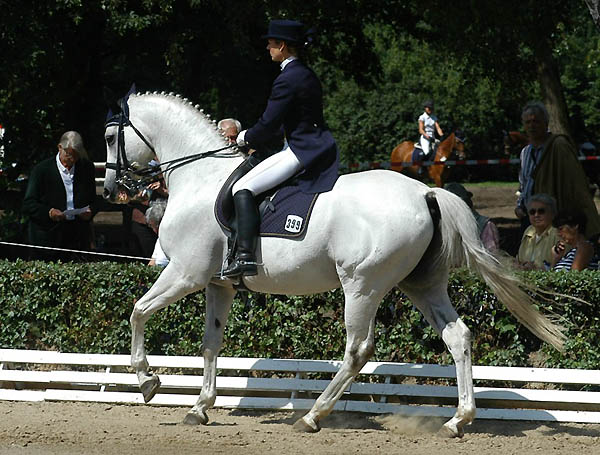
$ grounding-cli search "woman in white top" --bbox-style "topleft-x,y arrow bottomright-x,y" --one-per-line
418,100 -> 444,157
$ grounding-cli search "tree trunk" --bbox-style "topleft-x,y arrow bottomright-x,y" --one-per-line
535,40 -> 572,137
585,0 -> 600,30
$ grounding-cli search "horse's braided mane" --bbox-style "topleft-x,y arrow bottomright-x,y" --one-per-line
130,91 -> 228,143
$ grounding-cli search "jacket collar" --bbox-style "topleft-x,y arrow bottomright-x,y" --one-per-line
280,56 -> 298,71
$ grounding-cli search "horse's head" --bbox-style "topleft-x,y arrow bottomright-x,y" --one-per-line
437,130 -> 466,162
103,92 -> 158,204
452,130 -> 466,160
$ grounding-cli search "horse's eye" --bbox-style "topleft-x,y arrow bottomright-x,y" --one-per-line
106,135 -> 116,146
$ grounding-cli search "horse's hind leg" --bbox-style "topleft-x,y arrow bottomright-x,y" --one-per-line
131,263 -> 202,403
294,281 -> 385,433
184,283 -> 236,425
401,281 -> 475,438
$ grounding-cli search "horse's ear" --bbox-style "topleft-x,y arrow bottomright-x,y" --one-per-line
126,83 -> 137,97
103,86 -> 121,117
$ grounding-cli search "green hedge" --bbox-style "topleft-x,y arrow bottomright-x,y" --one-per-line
1,260 -> 599,370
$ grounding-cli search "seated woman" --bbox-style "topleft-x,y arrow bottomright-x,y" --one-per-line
516,193 -> 560,270
551,208 -> 598,271
444,182 -> 499,251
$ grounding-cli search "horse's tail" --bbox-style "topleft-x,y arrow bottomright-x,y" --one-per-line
426,188 -> 566,351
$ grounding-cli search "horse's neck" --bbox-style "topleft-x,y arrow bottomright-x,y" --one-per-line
437,133 -> 455,158
131,95 -> 242,195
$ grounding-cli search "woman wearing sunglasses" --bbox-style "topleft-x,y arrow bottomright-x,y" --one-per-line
516,193 -> 561,270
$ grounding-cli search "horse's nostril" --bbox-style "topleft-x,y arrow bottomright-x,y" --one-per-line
103,188 -> 111,200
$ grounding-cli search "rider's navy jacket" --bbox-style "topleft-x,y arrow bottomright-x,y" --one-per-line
245,59 -> 339,194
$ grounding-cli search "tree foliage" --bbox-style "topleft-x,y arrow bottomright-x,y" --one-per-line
0,1 -> 598,175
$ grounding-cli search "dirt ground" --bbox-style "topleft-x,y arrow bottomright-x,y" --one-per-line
2,401 -> 600,455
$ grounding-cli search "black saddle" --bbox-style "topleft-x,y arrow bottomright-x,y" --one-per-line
214,156 -> 318,240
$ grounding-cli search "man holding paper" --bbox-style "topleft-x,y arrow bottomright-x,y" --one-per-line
23,131 -> 97,260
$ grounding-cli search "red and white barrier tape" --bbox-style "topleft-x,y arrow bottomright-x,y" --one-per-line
340,155 -> 600,171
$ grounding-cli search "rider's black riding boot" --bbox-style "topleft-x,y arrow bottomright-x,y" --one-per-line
221,189 -> 259,277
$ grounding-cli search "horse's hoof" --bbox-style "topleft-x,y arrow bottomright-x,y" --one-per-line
140,375 -> 161,403
293,416 -> 320,433
438,422 -> 464,438
183,411 -> 209,426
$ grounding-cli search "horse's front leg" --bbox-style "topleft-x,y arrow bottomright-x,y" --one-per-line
184,283 -> 236,425
131,263 -> 202,403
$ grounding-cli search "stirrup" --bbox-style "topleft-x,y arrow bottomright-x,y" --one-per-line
220,257 -> 258,278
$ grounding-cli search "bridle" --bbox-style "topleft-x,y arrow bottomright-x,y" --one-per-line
104,98 -> 237,197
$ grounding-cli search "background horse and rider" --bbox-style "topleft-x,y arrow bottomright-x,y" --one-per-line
390,131 -> 466,187
102,91 -> 566,439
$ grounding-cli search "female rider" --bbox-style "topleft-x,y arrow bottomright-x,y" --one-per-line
419,100 -> 444,157
222,19 -> 339,278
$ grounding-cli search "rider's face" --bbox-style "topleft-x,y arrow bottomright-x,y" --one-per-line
267,39 -> 285,62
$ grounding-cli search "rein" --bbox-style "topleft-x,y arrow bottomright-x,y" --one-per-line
105,102 -> 237,196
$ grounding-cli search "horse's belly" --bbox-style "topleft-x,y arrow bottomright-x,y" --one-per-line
250,241 -> 341,295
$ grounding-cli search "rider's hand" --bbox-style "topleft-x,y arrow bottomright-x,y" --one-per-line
236,130 -> 247,147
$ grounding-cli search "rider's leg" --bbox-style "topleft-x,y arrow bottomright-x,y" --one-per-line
221,189 -> 260,277
233,145 -> 303,195
221,146 -> 303,277
420,135 -> 431,157
419,136 -> 430,175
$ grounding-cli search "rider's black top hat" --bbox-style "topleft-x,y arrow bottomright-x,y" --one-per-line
262,19 -> 305,45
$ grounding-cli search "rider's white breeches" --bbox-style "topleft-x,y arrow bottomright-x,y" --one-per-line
420,135 -> 432,156
233,145 -> 303,196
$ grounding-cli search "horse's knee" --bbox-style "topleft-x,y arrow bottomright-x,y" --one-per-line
442,319 -> 471,359
130,301 -> 151,326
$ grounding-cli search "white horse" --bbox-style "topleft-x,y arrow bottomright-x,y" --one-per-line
103,92 -> 565,438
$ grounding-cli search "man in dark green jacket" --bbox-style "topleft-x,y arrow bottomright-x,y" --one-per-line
22,131 -> 98,260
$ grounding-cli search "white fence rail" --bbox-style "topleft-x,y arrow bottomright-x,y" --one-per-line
2,349 -> 600,423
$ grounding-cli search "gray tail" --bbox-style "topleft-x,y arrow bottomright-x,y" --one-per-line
426,188 -> 566,351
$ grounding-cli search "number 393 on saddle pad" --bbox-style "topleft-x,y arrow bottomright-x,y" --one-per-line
214,157 -> 319,239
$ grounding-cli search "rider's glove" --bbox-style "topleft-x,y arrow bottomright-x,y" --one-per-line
236,130 -> 247,147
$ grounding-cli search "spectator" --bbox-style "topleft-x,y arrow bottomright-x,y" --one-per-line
22,131 -> 97,261
419,100 -> 444,158
444,182 -> 500,251
551,208 -> 598,271
145,198 -> 169,267
217,118 -> 242,145
515,102 -> 600,239
129,179 -> 168,260
516,193 -> 561,270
